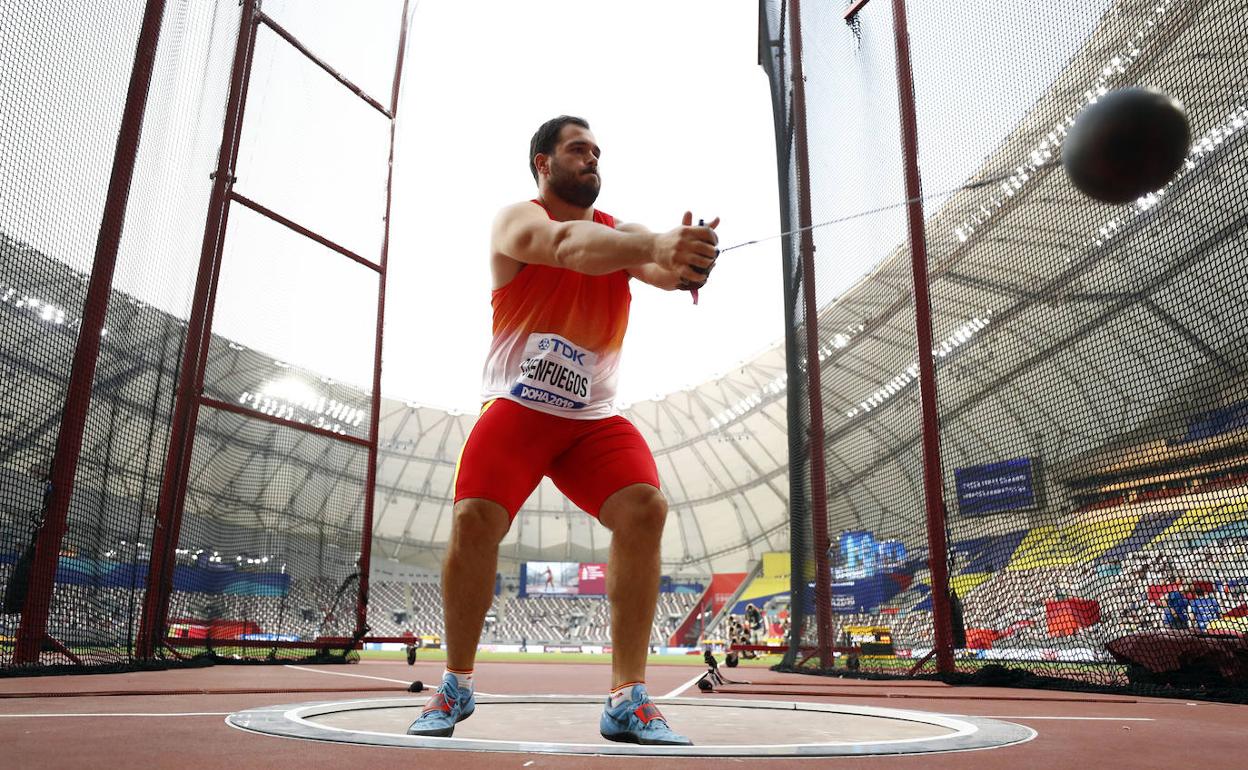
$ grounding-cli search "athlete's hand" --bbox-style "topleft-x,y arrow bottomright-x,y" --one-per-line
654,212 -> 719,286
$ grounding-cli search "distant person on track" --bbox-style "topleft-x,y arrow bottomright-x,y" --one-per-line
402,628 -> 418,666
407,116 -> 719,746
745,603 -> 763,643
1163,583 -> 1190,630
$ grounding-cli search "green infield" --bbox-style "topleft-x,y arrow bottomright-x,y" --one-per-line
358,648 -> 782,667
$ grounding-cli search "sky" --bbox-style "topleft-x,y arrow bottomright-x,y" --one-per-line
384,1 -> 785,411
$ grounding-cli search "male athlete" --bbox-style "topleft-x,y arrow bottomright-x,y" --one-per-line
407,116 -> 719,745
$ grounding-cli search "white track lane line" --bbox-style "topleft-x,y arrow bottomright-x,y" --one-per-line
981,716 -> 1155,721
659,671 -> 707,699
283,664 -> 414,686
0,712 -> 232,718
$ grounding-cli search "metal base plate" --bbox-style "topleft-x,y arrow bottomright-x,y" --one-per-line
227,695 -> 1036,757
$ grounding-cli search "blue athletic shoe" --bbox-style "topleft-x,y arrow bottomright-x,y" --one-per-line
406,673 -> 475,737
600,684 -> 692,746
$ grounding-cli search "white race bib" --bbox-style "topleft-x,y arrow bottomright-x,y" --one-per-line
510,332 -> 596,411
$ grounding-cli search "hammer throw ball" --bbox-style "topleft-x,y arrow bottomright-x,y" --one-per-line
1061,87 -> 1190,204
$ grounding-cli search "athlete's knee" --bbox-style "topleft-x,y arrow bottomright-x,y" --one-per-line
601,484 -> 667,534
450,499 -> 511,545
635,486 -> 668,530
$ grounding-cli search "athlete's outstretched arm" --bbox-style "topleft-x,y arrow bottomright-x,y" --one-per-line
491,202 -> 716,282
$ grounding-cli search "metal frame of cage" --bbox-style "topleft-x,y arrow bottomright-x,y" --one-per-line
11,0 -> 411,665
768,0 -> 956,674
770,0 -> 1248,686
12,0 -> 173,666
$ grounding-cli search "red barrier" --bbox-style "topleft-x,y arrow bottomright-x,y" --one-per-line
965,628 -> 1000,649
1046,598 -> 1101,637
667,573 -> 745,646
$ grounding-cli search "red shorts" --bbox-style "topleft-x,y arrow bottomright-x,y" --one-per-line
453,398 -> 660,519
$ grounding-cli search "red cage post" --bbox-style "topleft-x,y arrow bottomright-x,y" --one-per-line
138,0 -> 404,658
136,0 -> 261,660
787,0 -> 836,670
357,0 -> 411,641
890,0 -> 955,674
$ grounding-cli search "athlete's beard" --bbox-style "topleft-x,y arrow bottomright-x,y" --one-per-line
547,157 -> 600,208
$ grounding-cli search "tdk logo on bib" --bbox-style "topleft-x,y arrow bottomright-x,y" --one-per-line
513,333 -> 596,411
550,338 -> 586,365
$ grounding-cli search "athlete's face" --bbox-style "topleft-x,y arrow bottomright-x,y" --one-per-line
544,125 -> 601,208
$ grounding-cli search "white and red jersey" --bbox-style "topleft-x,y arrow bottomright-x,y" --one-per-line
480,201 -> 631,419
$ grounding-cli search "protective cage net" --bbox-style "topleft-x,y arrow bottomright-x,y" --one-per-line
0,0 -> 403,672
0,1 -> 237,669
765,0 -> 1248,696
165,409 -> 370,657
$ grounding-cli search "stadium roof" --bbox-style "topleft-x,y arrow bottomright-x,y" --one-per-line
0,238 -> 788,575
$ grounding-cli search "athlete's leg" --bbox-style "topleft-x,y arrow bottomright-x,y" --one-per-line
551,421 -> 687,745
443,497 -> 511,673
411,401 -> 566,738
598,483 -> 667,689
442,401 -> 555,674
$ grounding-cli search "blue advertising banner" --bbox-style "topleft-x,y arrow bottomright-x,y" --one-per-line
670,582 -> 705,594
833,532 -> 908,580
955,457 -> 1037,516
0,554 -> 292,596
802,570 -> 915,614
836,531 -> 878,579
828,572 -> 913,614
1175,400 -> 1248,444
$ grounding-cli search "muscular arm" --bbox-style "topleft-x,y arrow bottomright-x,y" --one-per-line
492,202 -> 656,276
491,203 -> 717,288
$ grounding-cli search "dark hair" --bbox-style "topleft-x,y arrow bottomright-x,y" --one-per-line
529,115 -> 590,184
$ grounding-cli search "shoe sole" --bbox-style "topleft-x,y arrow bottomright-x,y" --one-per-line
407,725 -> 454,738
601,730 -> 692,746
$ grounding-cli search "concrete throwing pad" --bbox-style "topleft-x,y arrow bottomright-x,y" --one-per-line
227,696 -> 1036,757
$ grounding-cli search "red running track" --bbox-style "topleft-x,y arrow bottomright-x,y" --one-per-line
1,660 -> 1245,769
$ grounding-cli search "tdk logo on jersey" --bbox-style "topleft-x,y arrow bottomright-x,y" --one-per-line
540,337 -> 586,365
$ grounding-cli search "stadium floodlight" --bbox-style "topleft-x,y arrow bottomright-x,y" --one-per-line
708,372 -> 789,430
844,315 -> 993,420
261,377 -> 321,409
